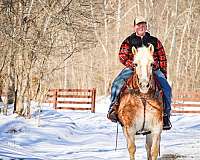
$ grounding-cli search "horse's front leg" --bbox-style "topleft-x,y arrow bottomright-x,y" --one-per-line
150,132 -> 161,160
123,126 -> 136,160
146,134 -> 152,160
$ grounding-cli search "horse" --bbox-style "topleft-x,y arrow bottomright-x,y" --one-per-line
117,44 -> 163,160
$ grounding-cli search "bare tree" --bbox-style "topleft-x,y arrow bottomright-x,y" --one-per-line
0,0 -> 200,117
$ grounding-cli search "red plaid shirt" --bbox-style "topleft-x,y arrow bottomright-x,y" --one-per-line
119,36 -> 167,77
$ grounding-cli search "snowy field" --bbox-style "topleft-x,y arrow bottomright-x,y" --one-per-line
0,96 -> 199,160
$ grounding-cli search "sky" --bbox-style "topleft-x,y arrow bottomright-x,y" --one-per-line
0,96 -> 199,160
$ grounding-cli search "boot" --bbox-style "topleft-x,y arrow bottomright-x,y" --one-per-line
107,102 -> 119,123
163,114 -> 172,130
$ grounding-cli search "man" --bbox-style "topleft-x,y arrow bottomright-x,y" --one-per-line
107,16 -> 172,130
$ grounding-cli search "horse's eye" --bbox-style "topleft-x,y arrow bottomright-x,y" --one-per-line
150,63 -> 154,67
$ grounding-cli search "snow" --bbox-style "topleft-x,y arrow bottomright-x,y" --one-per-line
0,97 -> 200,160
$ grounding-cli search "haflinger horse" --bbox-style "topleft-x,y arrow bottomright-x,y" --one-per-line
117,44 -> 163,160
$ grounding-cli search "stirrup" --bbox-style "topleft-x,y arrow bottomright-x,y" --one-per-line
136,130 -> 151,135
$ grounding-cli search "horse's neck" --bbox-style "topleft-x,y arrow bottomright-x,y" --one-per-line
127,73 -> 158,98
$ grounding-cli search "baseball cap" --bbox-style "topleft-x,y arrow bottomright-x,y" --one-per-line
134,16 -> 147,25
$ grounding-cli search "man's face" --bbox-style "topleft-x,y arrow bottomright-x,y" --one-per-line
134,22 -> 147,37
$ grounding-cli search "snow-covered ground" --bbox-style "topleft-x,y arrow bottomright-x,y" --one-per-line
0,96 -> 199,160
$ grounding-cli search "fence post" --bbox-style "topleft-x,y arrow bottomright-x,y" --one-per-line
53,89 -> 58,109
91,88 -> 96,113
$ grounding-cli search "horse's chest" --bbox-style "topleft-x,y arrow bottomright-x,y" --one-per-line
118,97 -> 162,129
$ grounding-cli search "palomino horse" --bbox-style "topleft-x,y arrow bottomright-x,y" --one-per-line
117,44 -> 163,160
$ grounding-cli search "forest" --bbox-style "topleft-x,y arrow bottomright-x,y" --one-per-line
0,0 -> 200,116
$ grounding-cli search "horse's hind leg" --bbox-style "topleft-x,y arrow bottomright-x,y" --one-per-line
146,133 -> 161,160
123,127 -> 136,160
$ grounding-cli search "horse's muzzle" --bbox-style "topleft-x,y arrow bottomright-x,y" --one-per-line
139,80 -> 150,93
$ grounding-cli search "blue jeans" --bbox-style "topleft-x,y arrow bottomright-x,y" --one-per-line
109,68 -> 172,115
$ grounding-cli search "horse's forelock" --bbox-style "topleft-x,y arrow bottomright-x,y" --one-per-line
135,46 -> 153,62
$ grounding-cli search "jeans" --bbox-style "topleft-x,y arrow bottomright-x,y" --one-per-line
154,69 -> 172,115
109,68 -> 172,115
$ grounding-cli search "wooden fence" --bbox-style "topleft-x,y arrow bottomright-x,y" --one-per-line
45,89 -> 200,114
46,88 -> 96,113
172,91 -> 200,113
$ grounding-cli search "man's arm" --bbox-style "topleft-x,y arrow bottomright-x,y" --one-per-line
156,39 -> 167,78
118,39 -> 135,70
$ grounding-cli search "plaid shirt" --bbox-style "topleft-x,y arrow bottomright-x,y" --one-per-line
119,33 -> 167,77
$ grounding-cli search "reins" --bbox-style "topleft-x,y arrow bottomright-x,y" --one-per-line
115,122 -> 119,151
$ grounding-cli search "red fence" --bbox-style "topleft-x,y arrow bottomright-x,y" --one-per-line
172,91 -> 200,113
46,88 -> 96,113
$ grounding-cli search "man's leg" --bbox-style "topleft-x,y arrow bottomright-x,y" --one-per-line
107,68 -> 133,122
154,69 -> 172,130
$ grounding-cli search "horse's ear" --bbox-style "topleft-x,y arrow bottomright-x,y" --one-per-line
132,46 -> 137,55
149,43 -> 154,54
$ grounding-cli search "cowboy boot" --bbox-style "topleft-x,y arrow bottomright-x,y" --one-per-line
107,102 -> 119,123
163,113 -> 172,130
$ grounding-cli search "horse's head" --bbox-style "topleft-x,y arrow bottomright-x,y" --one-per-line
132,44 -> 154,93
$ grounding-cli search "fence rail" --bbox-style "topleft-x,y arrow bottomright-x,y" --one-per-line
172,91 -> 200,114
46,88 -> 96,113
45,89 -> 200,114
